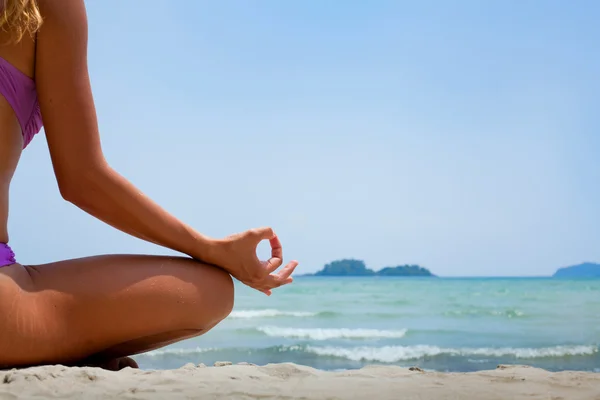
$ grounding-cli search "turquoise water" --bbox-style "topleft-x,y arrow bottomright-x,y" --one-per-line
134,277 -> 600,372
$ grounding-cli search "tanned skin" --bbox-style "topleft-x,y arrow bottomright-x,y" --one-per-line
0,0 -> 298,370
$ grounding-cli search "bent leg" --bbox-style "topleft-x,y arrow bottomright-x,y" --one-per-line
0,255 -> 234,368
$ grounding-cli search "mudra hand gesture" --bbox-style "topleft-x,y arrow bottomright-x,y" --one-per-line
210,227 -> 298,295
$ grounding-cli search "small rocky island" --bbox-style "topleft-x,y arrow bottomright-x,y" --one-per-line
552,262 -> 600,278
309,259 -> 435,277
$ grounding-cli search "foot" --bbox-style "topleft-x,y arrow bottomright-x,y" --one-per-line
77,356 -> 139,371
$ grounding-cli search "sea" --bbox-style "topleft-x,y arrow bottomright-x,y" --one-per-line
134,277 -> 600,372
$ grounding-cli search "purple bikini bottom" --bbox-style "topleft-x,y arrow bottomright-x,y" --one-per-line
0,243 -> 16,267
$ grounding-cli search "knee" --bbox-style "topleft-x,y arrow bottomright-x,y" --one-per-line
209,267 -> 235,321
191,265 -> 234,327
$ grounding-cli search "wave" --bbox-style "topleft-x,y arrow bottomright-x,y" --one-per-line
443,308 -> 526,318
305,344 -> 599,362
230,307 -> 530,321
229,309 -> 402,320
229,309 -> 321,319
255,326 -> 408,340
136,344 -> 599,364
142,347 -> 217,357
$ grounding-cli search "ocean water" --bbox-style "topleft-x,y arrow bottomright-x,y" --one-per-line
134,277 -> 600,372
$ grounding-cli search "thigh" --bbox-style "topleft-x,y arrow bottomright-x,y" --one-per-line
0,254 -> 234,367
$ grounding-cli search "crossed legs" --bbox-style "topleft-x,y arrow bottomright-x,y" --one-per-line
0,254 -> 234,369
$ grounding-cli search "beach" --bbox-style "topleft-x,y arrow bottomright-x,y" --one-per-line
3,277 -> 598,399
2,363 -> 599,399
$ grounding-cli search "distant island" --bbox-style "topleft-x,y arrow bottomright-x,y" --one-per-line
307,259 -> 435,277
553,262 -> 600,278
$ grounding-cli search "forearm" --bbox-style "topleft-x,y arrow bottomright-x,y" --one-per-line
62,164 -> 217,262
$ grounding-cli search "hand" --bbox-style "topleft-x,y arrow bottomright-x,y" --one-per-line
210,227 -> 299,295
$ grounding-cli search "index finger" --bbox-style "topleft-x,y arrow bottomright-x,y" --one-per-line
265,235 -> 283,274
264,236 -> 283,273
270,235 -> 283,259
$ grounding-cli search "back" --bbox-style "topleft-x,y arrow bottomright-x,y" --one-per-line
0,31 -> 37,243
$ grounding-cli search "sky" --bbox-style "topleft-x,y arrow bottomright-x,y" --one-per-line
8,0 -> 600,276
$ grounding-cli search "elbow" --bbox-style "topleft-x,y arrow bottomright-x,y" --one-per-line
58,181 -> 80,204
57,164 -> 107,206
58,178 -> 89,206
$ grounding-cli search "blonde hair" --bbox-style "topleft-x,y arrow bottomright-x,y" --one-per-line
0,0 -> 42,43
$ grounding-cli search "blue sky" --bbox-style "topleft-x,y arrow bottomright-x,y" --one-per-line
9,0 -> 600,276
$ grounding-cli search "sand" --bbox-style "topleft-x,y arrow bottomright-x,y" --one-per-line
1,363 -> 598,400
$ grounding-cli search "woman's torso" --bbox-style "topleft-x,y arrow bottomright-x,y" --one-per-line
0,31 -> 37,243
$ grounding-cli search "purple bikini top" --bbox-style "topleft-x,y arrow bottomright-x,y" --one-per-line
0,56 -> 43,148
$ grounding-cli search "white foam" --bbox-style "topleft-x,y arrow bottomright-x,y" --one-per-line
306,345 -> 598,362
256,326 -> 408,340
141,347 -> 217,357
229,309 -> 317,319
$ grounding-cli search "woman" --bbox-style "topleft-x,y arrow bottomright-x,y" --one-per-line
0,0 -> 298,370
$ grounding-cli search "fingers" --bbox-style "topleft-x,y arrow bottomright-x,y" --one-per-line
266,257 -> 283,273
276,260 -> 298,280
248,260 -> 299,295
265,261 -> 298,288
269,235 -> 283,259
249,226 -> 275,241
264,232 -> 284,274
243,226 -> 298,295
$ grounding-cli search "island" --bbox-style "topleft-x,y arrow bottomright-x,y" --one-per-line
377,265 -> 434,276
308,259 -> 436,277
552,262 -> 600,278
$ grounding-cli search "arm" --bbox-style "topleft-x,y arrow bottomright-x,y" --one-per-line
35,0 -> 215,261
